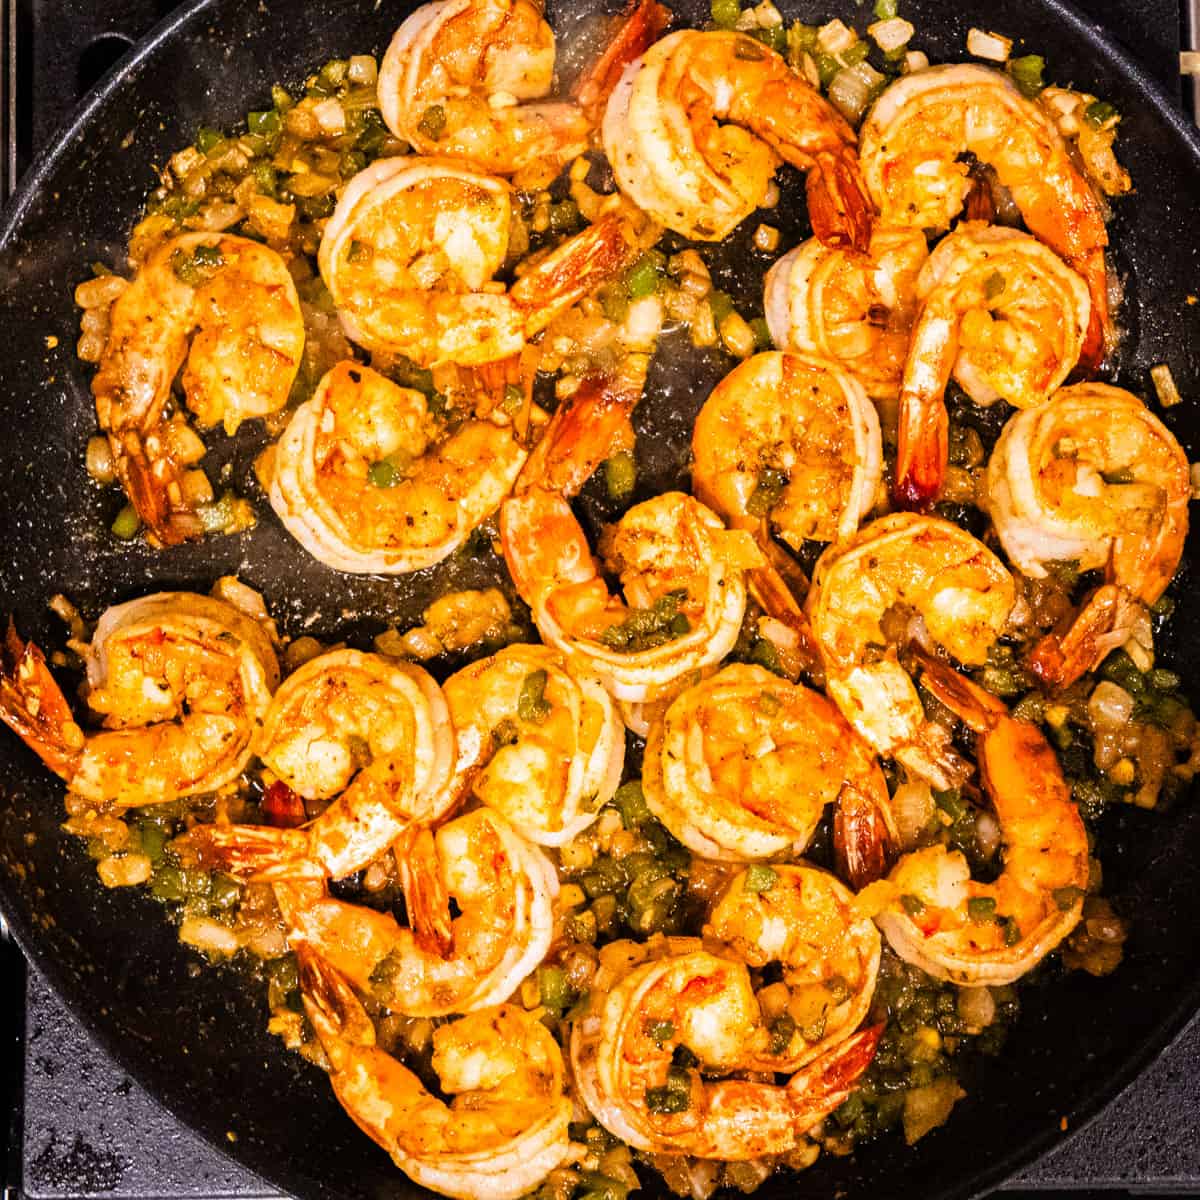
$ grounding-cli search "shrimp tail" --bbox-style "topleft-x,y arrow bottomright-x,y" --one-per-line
893,385 -> 948,510
573,0 -> 671,124
396,828 -> 455,957
111,430 -> 206,546
170,823 -> 326,881
0,621 -> 82,780
744,549 -> 824,684
805,148 -> 873,254
833,778 -> 895,889
1028,584 -> 1137,691
786,1022 -> 883,1129
515,214 -> 639,337
295,940 -> 377,1056
1069,249 -> 1111,374
915,654 -> 1007,731
515,374 -> 639,497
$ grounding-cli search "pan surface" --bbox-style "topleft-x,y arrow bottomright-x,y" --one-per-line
1,0 -> 1199,1198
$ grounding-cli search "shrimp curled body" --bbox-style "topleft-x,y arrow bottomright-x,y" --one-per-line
603,30 -> 872,246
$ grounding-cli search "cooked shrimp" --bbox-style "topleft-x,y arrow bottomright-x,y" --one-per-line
0,592 -> 278,808
173,650 -> 455,881
642,664 -> 896,883
706,864 -> 881,1072
92,233 -> 304,544
859,64 -> 1111,373
893,224 -> 1092,508
273,807 -> 556,1017
319,158 -> 634,367
692,351 -> 882,672
297,946 -> 572,1200
985,383 -> 1191,687
693,350 -> 882,550
442,644 -> 624,845
266,361 -> 528,574
577,946 -> 881,1158
763,228 -> 928,401
602,30 -> 872,245
876,657 -> 1088,985
378,0 -> 663,181
504,489 -> 760,704
806,513 -> 1015,789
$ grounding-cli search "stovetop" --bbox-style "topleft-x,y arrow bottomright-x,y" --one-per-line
4,0 -> 1200,1197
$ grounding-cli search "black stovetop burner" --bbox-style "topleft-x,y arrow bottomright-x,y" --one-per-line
5,0 -> 1199,1197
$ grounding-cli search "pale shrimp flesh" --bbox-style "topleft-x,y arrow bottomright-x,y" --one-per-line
602,30 -> 873,245
705,864 -> 881,1072
266,361 -> 528,574
173,649 -> 455,882
985,382 -> 1191,687
378,0 -> 664,181
0,592 -> 278,808
642,663 -> 896,885
893,223 -> 1092,508
442,643 -> 624,845
319,158 -> 635,367
859,64 -> 1111,373
763,228 -> 929,401
806,513 -> 1015,789
574,943 -> 881,1158
876,657 -> 1089,985
93,233 -> 304,544
273,807 -> 556,1017
297,945 -> 572,1200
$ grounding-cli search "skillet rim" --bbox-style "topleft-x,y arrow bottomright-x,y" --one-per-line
1,0 -> 1199,1196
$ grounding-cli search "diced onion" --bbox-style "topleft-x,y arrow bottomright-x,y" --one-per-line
179,916 -> 241,957
347,55 -> 378,86
312,98 -> 346,135
967,28 -> 1014,62
817,18 -> 856,55
891,779 -> 934,850
1150,363 -> 1183,408
904,49 -> 929,73
828,61 -> 887,125
98,854 -> 152,888
1088,681 -> 1134,729
868,17 -> 914,52
85,435 -> 115,484
903,1078 -> 966,1145
956,986 -> 996,1031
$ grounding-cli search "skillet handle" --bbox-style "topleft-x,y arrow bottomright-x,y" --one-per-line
0,0 -> 14,199
1188,0 -> 1200,124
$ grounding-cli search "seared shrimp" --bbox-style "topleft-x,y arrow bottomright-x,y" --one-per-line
859,64 -> 1111,371
806,513 -> 1015,789
0,592 -> 278,808
706,864 -> 881,1072
575,945 -> 881,1158
266,362 -> 528,574
442,644 -> 624,846
298,946 -> 572,1200
174,650 -> 455,882
642,664 -> 896,884
602,30 -> 872,244
504,489 -> 759,704
319,158 -> 634,367
894,224 -> 1091,508
693,351 -> 882,550
93,233 -> 304,544
274,807 -> 556,1017
986,383 -> 1191,687
378,0 -> 663,181
764,228 -> 928,401
876,658 -> 1088,985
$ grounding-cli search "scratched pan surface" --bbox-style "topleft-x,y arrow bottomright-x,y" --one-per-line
1,0 -> 1199,1197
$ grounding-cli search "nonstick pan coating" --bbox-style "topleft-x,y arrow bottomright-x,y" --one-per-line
1,1 -> 1199,1198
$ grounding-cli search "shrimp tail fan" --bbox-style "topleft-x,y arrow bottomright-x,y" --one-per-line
114,431 -> 205,546
171,824 -> 323,881
1028,583 -> 1138,691
573,0 -> 671,124
0,621 -> 81,779
295,941 -> 376,1053
833,783 -> 895,889
786,1022 -> 884,1124
806,148 -> 873,254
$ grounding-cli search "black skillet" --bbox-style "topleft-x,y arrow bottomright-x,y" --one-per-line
1,0 -> 1199,1197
